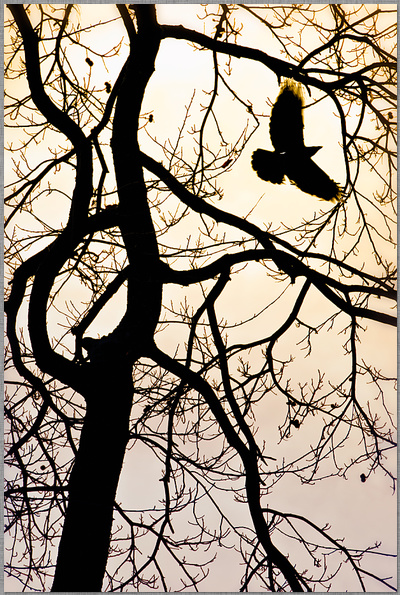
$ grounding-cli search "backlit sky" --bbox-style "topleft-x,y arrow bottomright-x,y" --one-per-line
4,4 -> 397,592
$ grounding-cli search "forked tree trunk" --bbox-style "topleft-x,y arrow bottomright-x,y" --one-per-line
52,365 -> 133,592
53,7 -> 161,591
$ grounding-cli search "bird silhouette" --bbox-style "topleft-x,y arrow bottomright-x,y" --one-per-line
252,80 -> 341,201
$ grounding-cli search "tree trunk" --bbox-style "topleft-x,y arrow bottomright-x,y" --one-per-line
53,7 -> 161,591
52,365 -> 133,592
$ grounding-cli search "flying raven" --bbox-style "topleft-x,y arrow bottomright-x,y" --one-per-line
251,80 -> 341,201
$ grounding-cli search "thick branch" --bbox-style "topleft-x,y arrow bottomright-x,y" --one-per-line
110,5 -> 163,354
149,343 -> 307,591
141,153 -> 396,327
7,5 -> 86,147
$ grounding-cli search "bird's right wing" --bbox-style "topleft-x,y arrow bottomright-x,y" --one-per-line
270,81 -> 305,153
286,155 -> 342,202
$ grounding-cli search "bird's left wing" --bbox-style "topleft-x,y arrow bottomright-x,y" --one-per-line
270,81 -> 305,153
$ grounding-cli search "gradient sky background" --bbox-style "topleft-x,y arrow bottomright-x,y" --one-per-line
4,4 -> 397,592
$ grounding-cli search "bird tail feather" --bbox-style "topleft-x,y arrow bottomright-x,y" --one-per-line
251,149 -> 285,184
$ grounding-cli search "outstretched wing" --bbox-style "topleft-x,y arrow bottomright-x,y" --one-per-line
269,80 -> 305,153
251,149 -> 284,184
285,155 -> 342,202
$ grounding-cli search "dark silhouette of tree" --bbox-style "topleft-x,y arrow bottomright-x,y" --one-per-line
4,4 -> 397,593
252,80 -> 342,200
